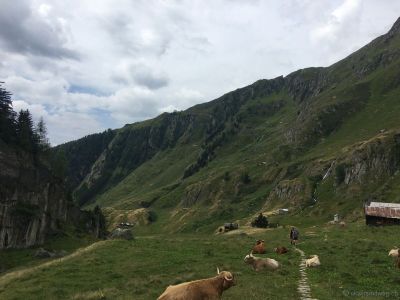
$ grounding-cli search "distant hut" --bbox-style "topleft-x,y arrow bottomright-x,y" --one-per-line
364,202 -> 400,225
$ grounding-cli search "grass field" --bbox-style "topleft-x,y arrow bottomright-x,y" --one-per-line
0,222 -> 399,300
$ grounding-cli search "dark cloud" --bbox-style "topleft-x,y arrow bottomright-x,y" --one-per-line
0,0 -> 78,59
130,64 -> 169,90
133,73 -> 169,90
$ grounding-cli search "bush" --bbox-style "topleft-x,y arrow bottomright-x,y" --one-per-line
251,213 -> 268,228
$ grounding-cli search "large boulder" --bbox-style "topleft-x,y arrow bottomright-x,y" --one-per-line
109,228 -> 133,240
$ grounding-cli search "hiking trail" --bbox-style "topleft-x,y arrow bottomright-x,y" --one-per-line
0,240 -> 110,289
295,247 -> 318,300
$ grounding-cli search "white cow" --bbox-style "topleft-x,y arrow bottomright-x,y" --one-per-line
389,248 -> 399,257
305,255 -> 320,267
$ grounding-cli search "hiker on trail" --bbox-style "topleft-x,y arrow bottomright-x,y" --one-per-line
290,227 -> 299,246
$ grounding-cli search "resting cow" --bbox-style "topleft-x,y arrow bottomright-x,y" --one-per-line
389,248 -> 399,257
396,250 -> 400,269
252,240 -> 266,254
305,255 -> 320,267
244,252 -> 279,271
157,268 -> 236,300
274,246 -> 288,254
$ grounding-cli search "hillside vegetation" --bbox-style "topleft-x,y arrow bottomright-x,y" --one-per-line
55,17 -> 400,233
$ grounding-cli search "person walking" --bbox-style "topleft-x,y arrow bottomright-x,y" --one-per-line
290,226 -> 299,246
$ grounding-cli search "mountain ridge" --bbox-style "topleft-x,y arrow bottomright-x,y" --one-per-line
56,16 -> 400,233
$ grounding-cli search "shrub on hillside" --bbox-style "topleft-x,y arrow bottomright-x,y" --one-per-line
251,213 -> 268,228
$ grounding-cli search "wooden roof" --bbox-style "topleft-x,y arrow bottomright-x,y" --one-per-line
365,202 -> 400,219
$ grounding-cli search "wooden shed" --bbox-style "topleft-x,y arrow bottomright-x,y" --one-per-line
364,201 -> 400,225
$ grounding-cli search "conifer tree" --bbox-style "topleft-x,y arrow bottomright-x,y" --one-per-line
35,117 -> 50,151
16,109 -> 36,152
0,82 -> 16,142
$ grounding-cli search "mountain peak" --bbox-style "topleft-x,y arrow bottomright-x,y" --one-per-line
387,16 -> 400,36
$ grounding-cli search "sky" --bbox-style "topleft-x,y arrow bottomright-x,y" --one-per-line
1,0 -> 399,145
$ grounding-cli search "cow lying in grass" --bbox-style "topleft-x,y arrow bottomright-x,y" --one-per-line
244,252 -> 279,271
305,255 -> 320,267
157,268 -> 236,300
274,246 -> 288,254
252,240 -> 266,254
389,247 -> 399,257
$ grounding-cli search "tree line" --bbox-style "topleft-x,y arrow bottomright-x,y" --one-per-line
0,82 -> 50,153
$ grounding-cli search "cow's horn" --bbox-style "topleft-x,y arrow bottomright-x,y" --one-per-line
217,267 -> 220,274
224,274 -> 233,281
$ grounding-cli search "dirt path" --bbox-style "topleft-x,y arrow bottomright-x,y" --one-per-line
295,247 -> 318,300
0,240 -> 110,289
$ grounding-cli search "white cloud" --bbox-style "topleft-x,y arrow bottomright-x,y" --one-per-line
1,0 -> 400,145
311,0 -> 362,44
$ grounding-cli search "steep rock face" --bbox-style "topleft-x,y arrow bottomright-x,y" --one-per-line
336,132 -> 400,185
0,147 -> 67,249
74,112 -> 199,205
285,68 -> 329,102
55,129 -> 116,190
264,178 -> 310,208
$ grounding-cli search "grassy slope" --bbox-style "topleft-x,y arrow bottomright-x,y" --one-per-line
1,224 -> 399,300
0,231 -> 96,274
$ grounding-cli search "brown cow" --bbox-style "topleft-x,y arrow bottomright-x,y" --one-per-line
396,249 -> 400,269
157,268 -> 236,300
274,246 -> 288,254
252,240 -> 266,254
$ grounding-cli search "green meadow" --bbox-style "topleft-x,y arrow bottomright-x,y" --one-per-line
0,223 -> 399,300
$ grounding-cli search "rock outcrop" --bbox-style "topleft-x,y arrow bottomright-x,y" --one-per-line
265,178 -> 311,208
336,132 -> 400,185
0,146 -> 67,249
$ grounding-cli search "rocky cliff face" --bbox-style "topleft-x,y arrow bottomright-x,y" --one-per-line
264,178 -> 311,208
0,146 -> 67,249
337,132 -> 400,185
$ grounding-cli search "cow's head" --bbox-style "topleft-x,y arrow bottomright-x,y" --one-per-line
217,268 -> 236,289
243,252 -> 255,264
